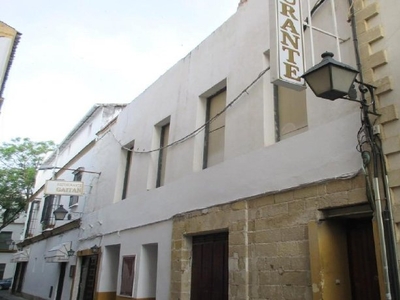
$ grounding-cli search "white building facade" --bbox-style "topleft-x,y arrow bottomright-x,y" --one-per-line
15,104 -> 125,299
0,216 -> 25,280
0,20 -> 23,287
17,0 -> 400,299
0,21 -> 20,112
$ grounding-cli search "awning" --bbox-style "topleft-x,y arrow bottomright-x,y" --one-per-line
45,243 -> 70,263
11,249 -> 30,263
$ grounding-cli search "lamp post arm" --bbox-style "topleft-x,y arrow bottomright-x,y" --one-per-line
39,166 -> 101,176
354,79 -> 378,112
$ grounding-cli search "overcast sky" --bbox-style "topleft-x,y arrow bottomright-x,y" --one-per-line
0,0 -> 238,144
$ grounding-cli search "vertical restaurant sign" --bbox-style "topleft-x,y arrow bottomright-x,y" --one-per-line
270,0 -> 305,90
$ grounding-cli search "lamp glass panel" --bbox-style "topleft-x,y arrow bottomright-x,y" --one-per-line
304,66 -> 332,96
331,66 -> 358,94
53,205 -> 68,220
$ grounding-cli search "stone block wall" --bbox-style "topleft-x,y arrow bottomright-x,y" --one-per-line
353,0 -> 400,217
170,174 -> 367,299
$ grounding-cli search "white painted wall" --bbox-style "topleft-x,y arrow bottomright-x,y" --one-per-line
89,221 -> 172,299
0,216 -> 25,279
77,0 -> 362,239
29,105 -> 125,238
137,244 -> 158,298
100,244 -> 120,292
21,229 -> 79,300
23,0 -> 375,299
0,37 -> 12,89
68,4 -> 361,298
34,105 -> 125,191
73,1 -> 363,297
81,112 -> 361,241
22,105 -> 125,299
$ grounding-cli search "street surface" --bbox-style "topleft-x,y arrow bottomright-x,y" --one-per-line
0,290 -> 25,300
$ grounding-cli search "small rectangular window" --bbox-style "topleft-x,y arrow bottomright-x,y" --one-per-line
156,123 -> 170,187
276,85 -> 308,140
0,263 -> 5,279
120,255 -> 136,296
203,89 -> 226,168
0,232 -> 12,250
69,171 -> 83,207
41,195 -> 55,228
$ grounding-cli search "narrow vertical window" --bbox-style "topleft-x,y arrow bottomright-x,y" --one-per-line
69,170 -> 83,206
0,232 -> 12,250
203,89 -> 226,169
122,147 -> 133,199
26,200 -> 40,238
41,195 -> 55,229
276,85 -> 308,140
156,123 -> 170,188
0,264 -> 5,279
120,255 -> 136,296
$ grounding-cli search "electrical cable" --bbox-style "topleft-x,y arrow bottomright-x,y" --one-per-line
377,132 -> 400,300
348,0 -> 399,296
108,67 -> 270,154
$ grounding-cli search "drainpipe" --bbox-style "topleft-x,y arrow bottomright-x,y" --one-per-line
347,0 -> 363,80
349,1 -> 394,298
366,105 -> 392,300
274,85 -> 280,142
373,176 -> 392,300
381,149 -> 400,299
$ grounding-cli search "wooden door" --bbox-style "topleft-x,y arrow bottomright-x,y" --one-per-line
190,232 -> 228,300
347,219 -> 380,300
78,255 -> 98,300
12,262 -> 27,293
56,262 -> 67,300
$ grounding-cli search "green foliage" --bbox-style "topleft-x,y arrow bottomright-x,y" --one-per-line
0,138 -> 55,229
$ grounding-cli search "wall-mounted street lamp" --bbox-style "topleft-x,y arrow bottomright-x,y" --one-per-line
53,205 -> 68,221
90,245 -> 100,254
302,52 -> 400,299
301,52 -> 359,101
62,242 -> 75,257
67,248 -> 75,257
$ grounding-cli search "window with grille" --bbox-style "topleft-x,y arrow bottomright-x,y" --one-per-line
41,195 -> 55,228
69,171 -> 82,207
0,232 -> 12,251
26,201 -> 40,238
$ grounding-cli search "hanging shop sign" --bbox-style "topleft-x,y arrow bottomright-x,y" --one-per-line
270,0 -> 305,90
44,180 -> 84,196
